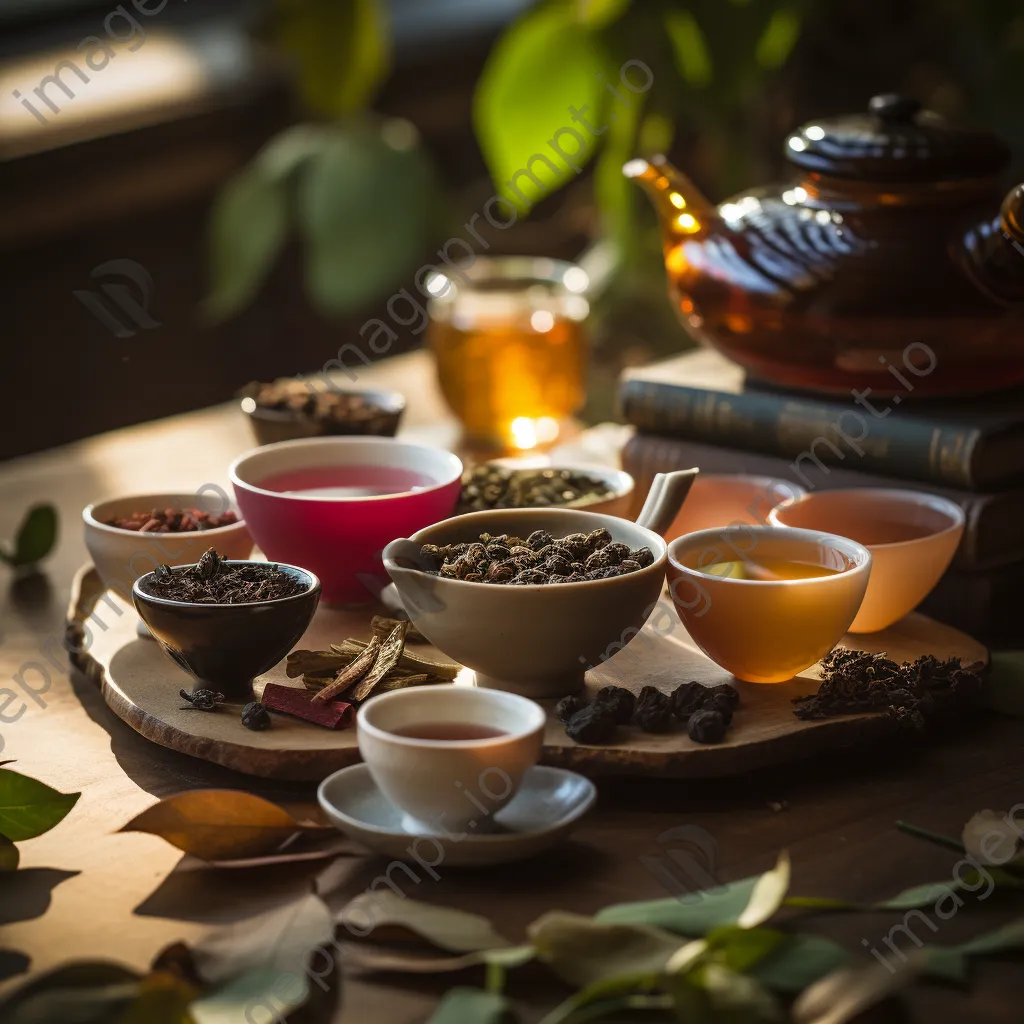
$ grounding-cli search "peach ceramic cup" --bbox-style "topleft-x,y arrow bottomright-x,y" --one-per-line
662,474 -> 805,542
666,525 -> 871,683
230,437 -> 463,605
769,488 -> 965,633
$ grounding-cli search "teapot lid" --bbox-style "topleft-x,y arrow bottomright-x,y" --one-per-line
785,94 -> 1011,181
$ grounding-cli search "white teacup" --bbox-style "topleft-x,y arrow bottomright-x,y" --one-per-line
357,687 -> 546,835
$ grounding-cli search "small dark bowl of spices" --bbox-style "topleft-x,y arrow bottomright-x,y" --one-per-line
239,379 -> 406,445
133,549 -> 320,698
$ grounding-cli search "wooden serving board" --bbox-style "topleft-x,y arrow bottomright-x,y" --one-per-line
67,565 -> 989,782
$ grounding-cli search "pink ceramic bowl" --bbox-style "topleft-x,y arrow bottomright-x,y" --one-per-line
229,437 -> 463,605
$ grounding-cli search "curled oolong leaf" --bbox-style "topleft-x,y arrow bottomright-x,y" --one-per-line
566,704 -> 618,745
592,685 -> 636,724
242,701 -> 272,730
688,709 -> 727,744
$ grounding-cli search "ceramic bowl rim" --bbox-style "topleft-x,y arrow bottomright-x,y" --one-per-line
83,492 -> 248,538
767,487 -> 966,549
132,560 -> 320,610
228,436 -> 464,504
239,384 -> 407,422
357,685 -> 546,749
384,506 -> 667,592
316,763 -> 597,842
667,524 -> 871,586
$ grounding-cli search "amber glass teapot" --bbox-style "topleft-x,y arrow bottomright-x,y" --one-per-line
625,94 -> 1024,396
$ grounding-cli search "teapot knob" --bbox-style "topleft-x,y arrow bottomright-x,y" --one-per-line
869,93 -> 922,123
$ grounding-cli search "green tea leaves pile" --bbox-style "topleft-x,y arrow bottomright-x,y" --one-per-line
417,528 -> 654,585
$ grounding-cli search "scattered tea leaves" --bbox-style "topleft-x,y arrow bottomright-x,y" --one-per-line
427,987 -> 514,1024
962,809 -> 1022,867
747,934 -> 848,993
119,790 -> 314,861
0,834 -> 18,871
0,768 -> 80,842
595,875 -> 760,934
190,892 -> 335,1024
527,911 -> 684,987
340,891 -> 513,953
0,504 -> 58,568
983,651 -> 1024,716
144,549 -> 307,604
371,615 -> 425,642
793,954 -> 923,1024
0,961 -> 196,1024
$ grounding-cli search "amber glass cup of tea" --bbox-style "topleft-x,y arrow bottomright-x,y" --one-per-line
426,257 -> 589,451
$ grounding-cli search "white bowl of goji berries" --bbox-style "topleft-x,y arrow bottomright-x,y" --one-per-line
83,492 -> 253,598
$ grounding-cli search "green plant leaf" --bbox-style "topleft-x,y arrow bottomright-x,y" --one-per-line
0,962 -> 198,1024
255,124 -> 332,181
298,123 -> 434,315
1,505 -> 58,567
593,81 -> 641,260
204,166 -> 288,322
983,652 -> 1024,715
575,0 -> 631,28
596,875 -> 760,934
705,926 -> 788,975
273,0 -> 390,117
664,9 -> 713,87
473,2 -> 609,212
695,963 -> 783,1021
527,911 -> 684,988
793,955 -> 923,1024
755,8 -> 802,70
0,768 -> 79,842
190,892 -> 335,1024
0,833 -> 19,871
427,987 -> 515,1024
339,891 -> 512,953
738,852 -> 790,928
748,934 -> 849,993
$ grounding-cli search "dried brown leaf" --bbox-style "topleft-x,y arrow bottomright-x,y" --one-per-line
119,790 -> 312,861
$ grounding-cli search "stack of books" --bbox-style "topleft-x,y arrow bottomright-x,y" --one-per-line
619,348 -> 1024,644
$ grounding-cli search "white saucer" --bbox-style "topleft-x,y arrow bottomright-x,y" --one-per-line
317,764 -> 596,867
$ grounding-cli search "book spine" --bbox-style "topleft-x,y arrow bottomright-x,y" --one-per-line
620,379 -> 983,490
621,432 -> 1015,573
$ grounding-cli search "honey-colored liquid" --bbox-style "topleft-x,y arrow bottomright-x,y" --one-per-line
429,316 -> 586,449
699,557 -> 844,580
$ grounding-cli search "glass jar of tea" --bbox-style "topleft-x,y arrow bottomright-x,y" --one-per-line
426,257 -> 589,450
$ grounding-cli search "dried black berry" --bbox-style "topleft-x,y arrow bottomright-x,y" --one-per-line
705,683 -> 740,709
565,704 -> 618,744
592,685 -> 636,724
179,688 -> 224,711
688,709 -> 727,744
670,681 -> 707,719
555,694 -> 587,724
242,701 -> 271,730
708,693 -> 734,726
634,686 -> 674,732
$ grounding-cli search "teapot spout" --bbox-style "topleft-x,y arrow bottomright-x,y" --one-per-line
959,184 -> 1024,305
623,155 -> 719,243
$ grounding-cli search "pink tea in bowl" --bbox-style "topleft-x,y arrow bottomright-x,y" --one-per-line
229,437 -> 463,605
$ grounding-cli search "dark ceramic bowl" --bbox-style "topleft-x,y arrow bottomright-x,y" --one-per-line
132,561 -> 320,698
239,384 -> 406,446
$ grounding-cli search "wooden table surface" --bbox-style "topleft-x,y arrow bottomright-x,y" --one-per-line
1,351 -> 1022,1022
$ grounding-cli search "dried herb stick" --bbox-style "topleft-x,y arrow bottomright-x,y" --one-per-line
311,635 -> 382,703
348,622 -> 409,702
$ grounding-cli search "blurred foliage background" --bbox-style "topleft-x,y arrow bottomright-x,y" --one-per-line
206,0 -> 1024,417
